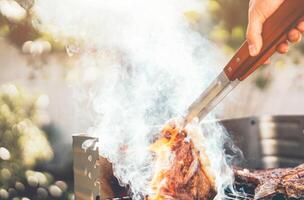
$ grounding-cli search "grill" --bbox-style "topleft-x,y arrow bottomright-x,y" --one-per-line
73,115 -> 304,200
219,115 -> 304,169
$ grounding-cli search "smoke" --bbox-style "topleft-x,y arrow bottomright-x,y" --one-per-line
34,0 -> 237,198
198,121 -> 243,199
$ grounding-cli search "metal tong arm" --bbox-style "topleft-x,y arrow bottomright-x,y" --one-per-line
223,0 -> 304,82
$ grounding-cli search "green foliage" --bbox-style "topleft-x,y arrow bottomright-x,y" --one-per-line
254,72 -> 272,90
0,0 -> 65,52
208,0 -> 249,52
0,84 -> 53,188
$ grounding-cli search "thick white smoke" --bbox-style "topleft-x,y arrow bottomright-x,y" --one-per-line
34,0 -> 237,199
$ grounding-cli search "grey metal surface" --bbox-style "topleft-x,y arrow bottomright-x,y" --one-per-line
73,134 -> 100,200
219,115 -> 304,169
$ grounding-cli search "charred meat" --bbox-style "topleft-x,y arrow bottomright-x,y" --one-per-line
148,123 -> 216,200
234,164 -> 304,199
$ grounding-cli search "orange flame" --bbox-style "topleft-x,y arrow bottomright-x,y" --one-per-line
148,122 -> 216,200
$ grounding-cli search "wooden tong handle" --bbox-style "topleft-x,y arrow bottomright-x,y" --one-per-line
224,0 -> 304,81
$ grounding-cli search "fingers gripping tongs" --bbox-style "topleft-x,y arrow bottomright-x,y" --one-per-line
183,0 -> 304,125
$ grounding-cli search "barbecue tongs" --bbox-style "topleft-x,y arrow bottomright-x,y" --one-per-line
183,0 -> 304,125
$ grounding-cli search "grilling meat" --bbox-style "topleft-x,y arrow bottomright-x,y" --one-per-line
234,164 -> 304,199
148,123 -> 216,200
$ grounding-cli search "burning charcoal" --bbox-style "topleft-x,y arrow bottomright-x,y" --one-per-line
148,123 -> 216,200
234,164 -> 304,200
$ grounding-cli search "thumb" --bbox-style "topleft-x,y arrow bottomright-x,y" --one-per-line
246,10 -> 265,56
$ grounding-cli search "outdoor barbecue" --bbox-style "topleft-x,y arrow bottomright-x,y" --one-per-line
71,1 -> 304,199
73,116 -> 304,200
1,0 -> 304,200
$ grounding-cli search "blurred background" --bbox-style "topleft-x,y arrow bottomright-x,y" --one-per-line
0,0 -> 303,199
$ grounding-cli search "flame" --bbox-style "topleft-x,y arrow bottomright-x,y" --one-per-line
148,121 -> 216,200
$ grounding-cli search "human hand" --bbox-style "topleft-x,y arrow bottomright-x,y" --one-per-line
247,0 -> 304,57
